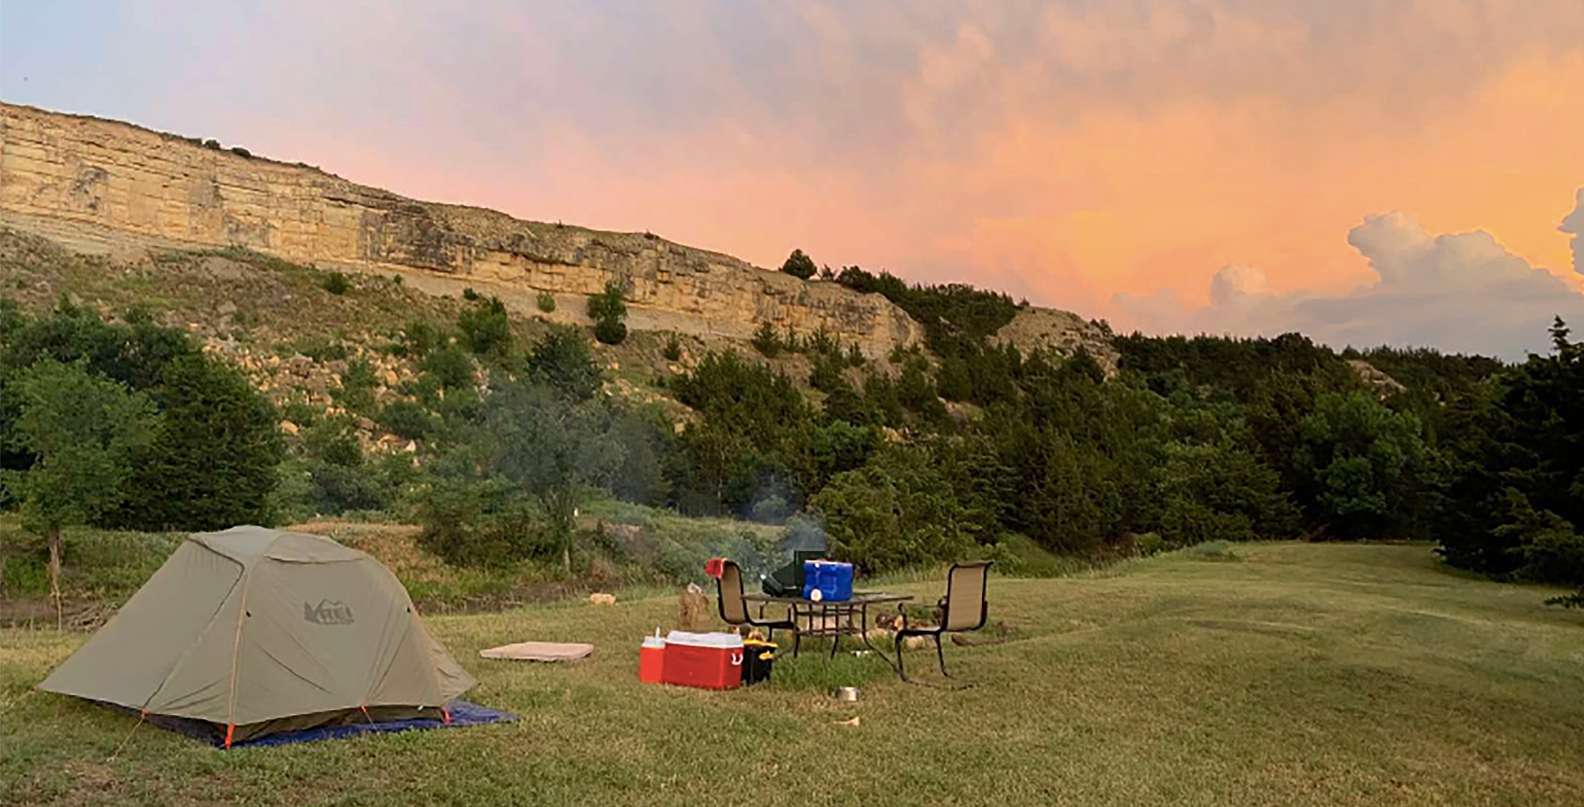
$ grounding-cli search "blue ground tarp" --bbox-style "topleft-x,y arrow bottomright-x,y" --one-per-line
116,700 -> 514,748
231,701 -> 515,748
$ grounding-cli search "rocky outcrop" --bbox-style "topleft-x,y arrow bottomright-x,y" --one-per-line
0,102 -> 922,357
1347,359 -> 1407,398
992,307 -> 1119,375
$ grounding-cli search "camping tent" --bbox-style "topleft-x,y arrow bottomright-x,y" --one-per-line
39,525 -> 475,746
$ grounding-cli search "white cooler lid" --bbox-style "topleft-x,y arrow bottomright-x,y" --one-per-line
665,630 -> 744,648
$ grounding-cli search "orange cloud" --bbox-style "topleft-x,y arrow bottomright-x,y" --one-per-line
451,5 -> 1584,339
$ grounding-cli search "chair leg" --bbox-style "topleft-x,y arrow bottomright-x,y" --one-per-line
935,634 -> 949,678
792,630 -> 801,658
895,631 -> 909,682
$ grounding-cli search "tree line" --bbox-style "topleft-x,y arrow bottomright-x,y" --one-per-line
3,274 -> 1581,608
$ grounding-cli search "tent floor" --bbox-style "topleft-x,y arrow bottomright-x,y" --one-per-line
105,700 -> 514,748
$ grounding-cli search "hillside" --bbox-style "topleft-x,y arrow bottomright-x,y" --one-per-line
0,101 -> 1116,366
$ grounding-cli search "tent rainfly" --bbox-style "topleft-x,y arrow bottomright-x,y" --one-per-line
39,526 -> 475,747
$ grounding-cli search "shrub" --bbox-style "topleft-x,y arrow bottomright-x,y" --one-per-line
527,325 -> 602,401
587,281 -> 629,345
1134,532 -> 1167,557
378,399 -> 437,440
291,416 -> 403,515
321,272 -> 351,295
462,287 -> 482,302
780,249 -> 817,280
846,343 -> 866,367
806,328 -> 837,356
593,318 -> 626,345
415,479 -> 550,567
751,322 -> 781,357
281,400 -> 319,428
536,291 -> 557,313
808,352 -> 845,393
420,345 -> 475,390
332,358 -> 379,414
662,334 -> 683,362
811,420 -> 878,484
1184,541 -> 1240,561
289,336 -> 349,362
398,320 -> 444,357
458,295 -> 512,356
1160,500 -> 1255,547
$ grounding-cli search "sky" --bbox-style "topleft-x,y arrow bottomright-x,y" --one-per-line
3,1 -> 1583,359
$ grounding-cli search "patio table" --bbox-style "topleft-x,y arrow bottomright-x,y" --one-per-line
744,590 -> 914,670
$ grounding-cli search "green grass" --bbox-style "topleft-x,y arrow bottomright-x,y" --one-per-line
3,542 -> 1583,805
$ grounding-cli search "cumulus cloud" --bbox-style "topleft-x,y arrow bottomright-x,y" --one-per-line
1208,264 -> 1269,307
1563,188 -> 1584,276
1119,207 -> 1584,359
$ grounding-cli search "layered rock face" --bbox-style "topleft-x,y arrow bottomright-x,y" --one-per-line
0,102 -> 922,356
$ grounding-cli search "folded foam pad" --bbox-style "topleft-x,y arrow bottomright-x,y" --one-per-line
479,641 -> 595,662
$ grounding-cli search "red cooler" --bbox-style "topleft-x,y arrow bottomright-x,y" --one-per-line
662,631 -> 744,689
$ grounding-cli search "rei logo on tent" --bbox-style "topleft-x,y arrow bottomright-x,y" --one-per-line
304,599 -> 356,625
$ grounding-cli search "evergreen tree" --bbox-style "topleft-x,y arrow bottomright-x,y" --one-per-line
587,281 -> 629,345
780,249 -> 817,280
118,354 -> 285,530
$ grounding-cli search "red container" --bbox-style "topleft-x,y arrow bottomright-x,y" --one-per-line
638,634 -> 666,684
662,631 -> 743,690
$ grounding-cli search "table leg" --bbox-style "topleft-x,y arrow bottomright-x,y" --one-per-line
856,602 -> 903,675
827,604 -> 840,658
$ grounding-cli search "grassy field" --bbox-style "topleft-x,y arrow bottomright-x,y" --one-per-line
3,542 -> 1583,806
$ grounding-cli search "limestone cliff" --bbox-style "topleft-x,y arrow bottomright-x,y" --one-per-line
0,102 -> 922,356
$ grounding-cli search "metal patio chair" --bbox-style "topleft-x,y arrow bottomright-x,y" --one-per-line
894,561 -> 992,682
716,559 -> 801,657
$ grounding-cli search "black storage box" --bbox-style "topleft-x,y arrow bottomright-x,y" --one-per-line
741,639 -> 776,686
